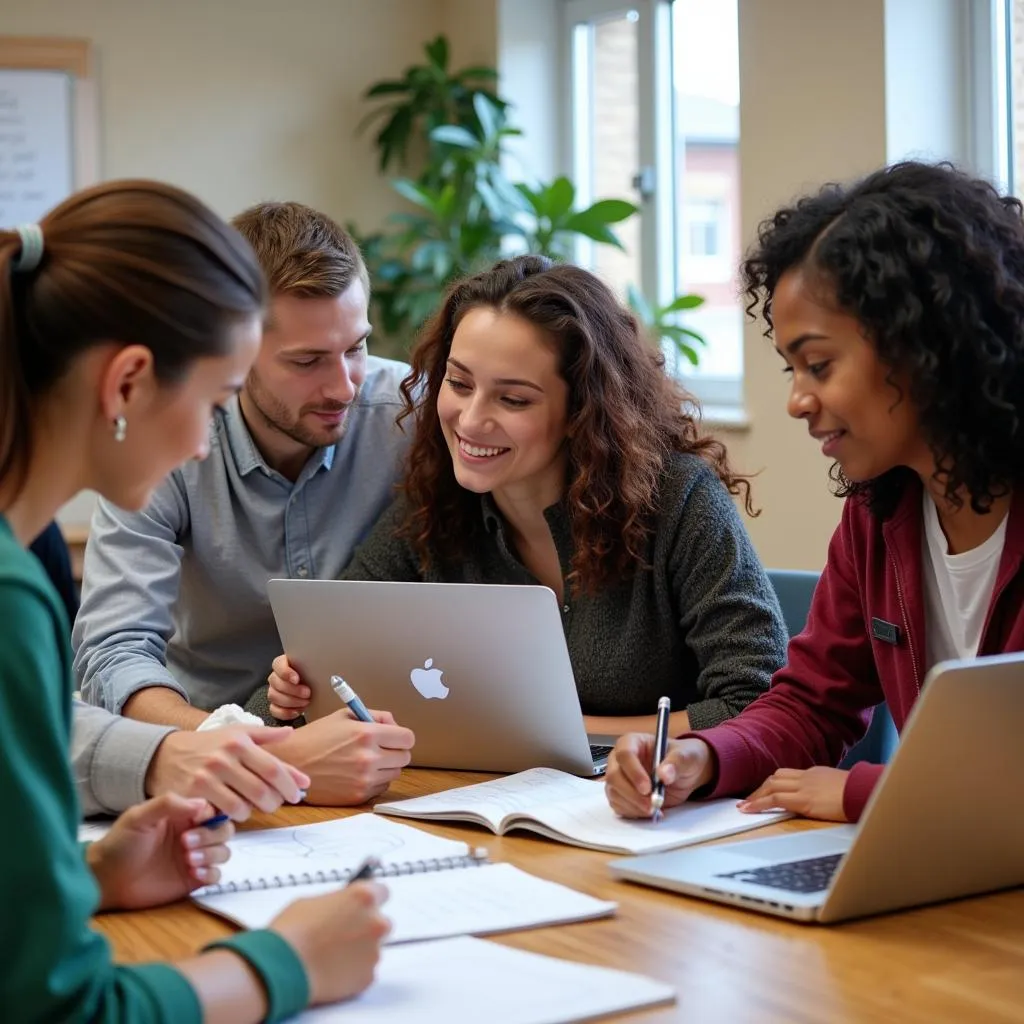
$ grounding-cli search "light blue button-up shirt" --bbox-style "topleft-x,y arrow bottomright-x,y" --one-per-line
74,356 -> 410,713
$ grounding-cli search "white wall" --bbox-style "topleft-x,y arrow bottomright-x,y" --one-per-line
725,0 -> 889,570
3,0 -> 446,224
3,0 -> 453,526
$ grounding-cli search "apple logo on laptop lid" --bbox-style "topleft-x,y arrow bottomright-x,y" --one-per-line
409,658 -> 450,699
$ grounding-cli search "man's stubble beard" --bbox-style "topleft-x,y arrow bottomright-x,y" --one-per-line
245,367 -> 358,449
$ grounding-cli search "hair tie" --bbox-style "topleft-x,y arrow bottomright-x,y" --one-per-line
11,224 -> 44,273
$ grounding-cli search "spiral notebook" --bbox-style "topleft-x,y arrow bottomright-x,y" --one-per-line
192,814 -> 616,942
376,767 -> 790,855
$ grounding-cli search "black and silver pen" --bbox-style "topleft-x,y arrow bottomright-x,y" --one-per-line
650,696 -> 672,823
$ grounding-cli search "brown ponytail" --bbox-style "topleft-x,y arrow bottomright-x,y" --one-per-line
0,179 -> 266,495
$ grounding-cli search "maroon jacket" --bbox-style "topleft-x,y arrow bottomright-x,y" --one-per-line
698,479 -> 1024,821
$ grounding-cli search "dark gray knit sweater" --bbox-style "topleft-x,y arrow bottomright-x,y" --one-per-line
326,452 -> 786,728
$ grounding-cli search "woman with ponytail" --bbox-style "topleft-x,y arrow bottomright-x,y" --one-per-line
0,182 -> 388,1022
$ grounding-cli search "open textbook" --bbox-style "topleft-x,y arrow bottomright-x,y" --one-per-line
298,935 -> 675,1024
376,767 -> 790,855
192,813 -> 615,942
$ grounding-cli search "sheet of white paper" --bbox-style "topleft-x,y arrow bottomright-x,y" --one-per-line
195,813 -> 469,895
78,819 -> 114,842
195,862 -> 616,940
376,767 -> 596,829
297,935 -> 675,1024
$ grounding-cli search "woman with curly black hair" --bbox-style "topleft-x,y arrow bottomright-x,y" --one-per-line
606,161 -> 1024,823
267,255 -> 787,738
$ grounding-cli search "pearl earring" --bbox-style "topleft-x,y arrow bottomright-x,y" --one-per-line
113,415 -> 128,443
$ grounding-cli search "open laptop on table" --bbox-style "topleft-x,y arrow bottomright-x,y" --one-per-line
609,651 -> 1024,922
267,579 -> 615,776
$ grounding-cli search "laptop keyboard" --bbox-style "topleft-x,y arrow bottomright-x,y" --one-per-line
714,853 -> 843,894
589,744 -> 614,760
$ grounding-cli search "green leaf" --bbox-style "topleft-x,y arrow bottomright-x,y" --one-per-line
435,182 -> 459,219
364,81 -> 410,98
675,343 -> 701,366
430,124 -> 479,148
626,283 -> 653,324
514,183 -> 544,215
473,92 -> 499,142
544,177 -> 576,221
410,240 -> 451,276
375,106 -> 414,171
475,178 -> 505,219
455,65 -> 500,81
561,211 -> 624,248
663,293 -> 705,312
576,198 -> 637,224
676,325 -> 707,344
392,178 -> 436,211
424,35 -> 449,71
584,224 -> 623,248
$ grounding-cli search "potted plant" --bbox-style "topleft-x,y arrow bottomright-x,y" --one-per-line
352,35 -> 703,363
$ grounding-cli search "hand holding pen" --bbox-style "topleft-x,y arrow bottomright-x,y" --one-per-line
200,788 -> 307,829
649,696 -> 672,823
331,675 -> 375,723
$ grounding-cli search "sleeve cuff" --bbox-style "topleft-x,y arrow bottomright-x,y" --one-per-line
681,725 -> 759,799
91,717 -> 176,814
684,697 -> 731,731
843,762 -> 885,822
204,930 -> 309,1023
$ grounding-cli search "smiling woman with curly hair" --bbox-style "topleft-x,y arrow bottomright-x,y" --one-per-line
604,161 -> 1024,826
267,255 -> 787,737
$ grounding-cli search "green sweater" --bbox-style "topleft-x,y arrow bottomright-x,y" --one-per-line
0,515 -> 316,1021
250,453 -> 787,727
0,515 -> 200,1019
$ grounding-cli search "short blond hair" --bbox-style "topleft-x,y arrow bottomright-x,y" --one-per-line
231,201 -> 369,299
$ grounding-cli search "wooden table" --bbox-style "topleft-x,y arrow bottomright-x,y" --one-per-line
93,769 -> 1024,1023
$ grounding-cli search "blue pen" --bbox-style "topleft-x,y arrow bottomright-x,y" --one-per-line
201,789 -> 308,828
331,675 -> 374,723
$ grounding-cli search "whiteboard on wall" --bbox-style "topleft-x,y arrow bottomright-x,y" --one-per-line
0,38 -> 97,529
0,69 -> 74,226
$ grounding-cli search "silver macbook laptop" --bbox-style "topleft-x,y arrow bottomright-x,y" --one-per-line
267,579 -> 615,776
609,652 -> 1024,922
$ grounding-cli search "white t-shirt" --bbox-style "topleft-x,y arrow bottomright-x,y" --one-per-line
921,493 -> 1007,670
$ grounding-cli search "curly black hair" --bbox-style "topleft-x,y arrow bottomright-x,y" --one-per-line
741,161 -> 1024,518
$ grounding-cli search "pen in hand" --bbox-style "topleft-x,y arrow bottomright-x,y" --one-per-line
650,696 -> 672,824
331,675 -> 375,724
200,789 -> 308,829
347,856 -> 381,885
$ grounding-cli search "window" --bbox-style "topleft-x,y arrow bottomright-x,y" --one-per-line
1009,0 -> 1024,190
565,0 -> 743,408
686,199 -> 724,258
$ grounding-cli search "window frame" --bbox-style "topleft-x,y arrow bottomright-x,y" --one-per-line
562,0 -> 744,410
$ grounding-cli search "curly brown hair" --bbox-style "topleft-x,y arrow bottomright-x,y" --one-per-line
397,255 -> 753,593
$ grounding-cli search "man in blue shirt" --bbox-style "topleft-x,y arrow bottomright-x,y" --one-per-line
72,202 -> 415,813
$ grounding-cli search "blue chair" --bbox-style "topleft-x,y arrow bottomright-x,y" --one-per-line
766,569 -> 898,767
